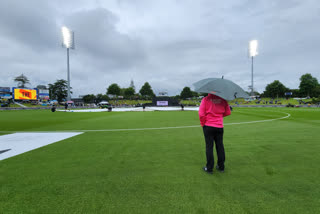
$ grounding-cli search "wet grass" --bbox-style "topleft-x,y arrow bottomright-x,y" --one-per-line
0,108 -> 319,213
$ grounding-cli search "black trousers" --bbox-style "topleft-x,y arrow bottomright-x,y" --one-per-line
203,126 -> 225,171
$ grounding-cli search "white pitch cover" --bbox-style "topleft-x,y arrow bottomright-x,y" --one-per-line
0,132 -> 83,161
57,107 -> 199,112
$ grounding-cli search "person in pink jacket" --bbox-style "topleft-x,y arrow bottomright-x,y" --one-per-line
199,93 -> 231,174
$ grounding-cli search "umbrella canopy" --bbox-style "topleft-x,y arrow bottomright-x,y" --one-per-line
193,78 -> 250,101
49,100 -> 58,104
99,101 -> 109,105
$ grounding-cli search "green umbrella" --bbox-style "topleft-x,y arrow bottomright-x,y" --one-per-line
193,78 -> 250,101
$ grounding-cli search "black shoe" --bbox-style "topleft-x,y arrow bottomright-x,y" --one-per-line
203,167 -> 213,174
216,165 -> 224,173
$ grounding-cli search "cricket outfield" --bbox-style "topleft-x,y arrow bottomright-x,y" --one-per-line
0,108 -> 319,213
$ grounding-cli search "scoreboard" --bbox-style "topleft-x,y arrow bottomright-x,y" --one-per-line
13,88 -> 38,100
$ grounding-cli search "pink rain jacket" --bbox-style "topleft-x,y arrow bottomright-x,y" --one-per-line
199,94 -> 231,128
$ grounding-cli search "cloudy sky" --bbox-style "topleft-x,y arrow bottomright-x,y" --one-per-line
0,0 -> 319,97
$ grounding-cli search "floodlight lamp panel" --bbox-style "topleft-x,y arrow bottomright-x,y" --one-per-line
249,40 -> 258,57
62,26 -> 73,48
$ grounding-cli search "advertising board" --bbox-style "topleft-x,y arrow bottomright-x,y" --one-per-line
0,94 -> 11,99
38,89 -> 49,100
13,88 -> 38,100
0,87 -> 11,99
156,101 -> 168,106
0,87 -> 10,92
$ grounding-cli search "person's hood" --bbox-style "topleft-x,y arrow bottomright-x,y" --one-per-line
207,93 -> 216,99
207,93 -> 226,101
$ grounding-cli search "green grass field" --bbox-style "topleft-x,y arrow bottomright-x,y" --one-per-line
1,108 -> 320,214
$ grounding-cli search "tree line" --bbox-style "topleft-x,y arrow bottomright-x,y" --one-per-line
161,73 -> 320,100
82,82 -> 155,103
261,73 -> 320,98
12,73 -> 320,103
179,73 -> 320,99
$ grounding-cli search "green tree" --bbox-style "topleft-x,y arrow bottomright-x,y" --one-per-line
83,94 -> 96,103
299,73 -> 319,97
36,85 -> 47,89
290,89 -> 301,97
107,83 -> 121,96
139,82 -> 155,98
120,88 -> 126,96
48,79 -> 71,102
130,80 -> 135,91
124,87 -> 135,98
180,87 -> 193,99
173,95 -> 181,100
95,94 -> 104,103
101,94 -> 109,101
312,85 -> 320,98
264,80 -> 288,98
192,91 -> 199,97
14,74 -> 30,88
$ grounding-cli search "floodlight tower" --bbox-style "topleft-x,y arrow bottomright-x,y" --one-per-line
61,26 -> 75,101
249,40 -> 258,96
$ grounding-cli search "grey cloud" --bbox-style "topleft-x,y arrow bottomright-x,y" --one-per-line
64,8 -> 146,71
0,0 -> 59,52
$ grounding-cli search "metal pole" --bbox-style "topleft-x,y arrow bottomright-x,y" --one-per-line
251,56 -> 254,96
67,48 -> 71,101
